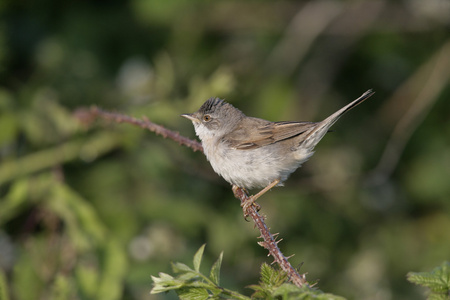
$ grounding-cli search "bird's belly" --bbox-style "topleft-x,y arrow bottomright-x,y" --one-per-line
204,143 -> 313,189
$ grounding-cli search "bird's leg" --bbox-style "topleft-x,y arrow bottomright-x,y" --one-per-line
241,179 -> 280,212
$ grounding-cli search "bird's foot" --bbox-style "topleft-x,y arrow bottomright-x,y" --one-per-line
241,196 -> 261,217
234,179 -> 280,219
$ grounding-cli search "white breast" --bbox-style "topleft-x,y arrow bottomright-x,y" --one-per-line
202,139 -> 314,189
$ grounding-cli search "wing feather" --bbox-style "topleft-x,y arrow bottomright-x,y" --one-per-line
225,118 -> 317,150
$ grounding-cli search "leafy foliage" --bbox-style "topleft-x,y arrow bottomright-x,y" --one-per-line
407,262 -> 450,300
248,263 -> 345,300
152,245 -> 345,300
152,245 -> 249,300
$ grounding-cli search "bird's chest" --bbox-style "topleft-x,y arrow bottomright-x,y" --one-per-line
203,140 -> 245,175
202,139 -> 283,188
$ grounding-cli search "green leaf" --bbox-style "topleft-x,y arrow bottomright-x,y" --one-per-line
151,273 -> 184,294
247,284 -> 269,299
407,261 -> 450,297
272,283 -> 300,295
177,287 -> 210,300
209,251 -> 223,285
258,263 -> 288,288
151,272 -> 174,284
260,263 -> 277,286
428,294 -> 449,300
273,284 -> 346,300
151,282 -> 182,294
172,262 -> 194,273
193,244 -> 206,272
249,264 -> 345,300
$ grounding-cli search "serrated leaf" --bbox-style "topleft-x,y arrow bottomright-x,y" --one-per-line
248,284 -> 270,299
209,251 -> 223,285
151,284 -> 178,294
193,244 -> 206,272
428,294 -> 449,300
151,272 -> 185,294
151,272 -> 173,284
205,285 -> 223,297
272,283 -> 302,295
260,262 -> 288,288
273,284 -> 346,300
258,263 -> 289,291
151,277 -> 185,294
185,281 -> 214,290
407,261 -> 450,295
172,262 -> 194,273
177,287 -> 210,300
260,263 -> 275,286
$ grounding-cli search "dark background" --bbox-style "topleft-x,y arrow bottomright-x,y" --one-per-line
1,1 -> 449,299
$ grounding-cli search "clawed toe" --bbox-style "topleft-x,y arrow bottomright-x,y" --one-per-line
241,196 -> 261,219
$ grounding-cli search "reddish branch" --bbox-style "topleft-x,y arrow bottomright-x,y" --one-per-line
232,186 -> 308,287
74,106 -> 203,152
74,106 -> 308,288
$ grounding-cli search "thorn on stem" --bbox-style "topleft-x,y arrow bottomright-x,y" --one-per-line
276,238 -> 283,244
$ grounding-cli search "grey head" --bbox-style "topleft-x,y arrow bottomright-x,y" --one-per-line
181,97 -> 245,140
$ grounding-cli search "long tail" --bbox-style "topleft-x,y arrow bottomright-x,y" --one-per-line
301,89 -> 375,149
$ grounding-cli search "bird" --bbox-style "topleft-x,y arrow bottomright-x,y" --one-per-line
182,89 -> 374,210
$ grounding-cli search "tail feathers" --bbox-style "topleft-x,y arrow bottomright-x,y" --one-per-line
301,89 -> 375,149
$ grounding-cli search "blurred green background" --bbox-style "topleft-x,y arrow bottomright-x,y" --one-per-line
1,0 -> 449,299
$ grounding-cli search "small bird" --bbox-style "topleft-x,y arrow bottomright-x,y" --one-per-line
182,89 -> 374,210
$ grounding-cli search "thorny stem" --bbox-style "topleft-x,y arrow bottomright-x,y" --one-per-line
74,106 -> 203,152
74,106 -> 308,288
232,186 -> 308,288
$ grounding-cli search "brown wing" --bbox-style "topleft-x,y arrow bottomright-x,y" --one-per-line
225,117 -> 317,150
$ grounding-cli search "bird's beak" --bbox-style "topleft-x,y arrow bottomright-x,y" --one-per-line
181,113 -> 199,123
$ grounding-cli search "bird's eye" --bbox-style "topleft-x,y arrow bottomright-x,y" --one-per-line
203,114 -> 211,122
